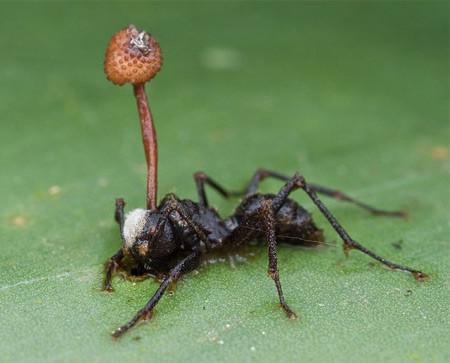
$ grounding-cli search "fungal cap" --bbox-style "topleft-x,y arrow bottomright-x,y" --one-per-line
104,25 -> 162,86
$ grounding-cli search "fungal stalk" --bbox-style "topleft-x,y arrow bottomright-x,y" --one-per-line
104,25 -> 163,210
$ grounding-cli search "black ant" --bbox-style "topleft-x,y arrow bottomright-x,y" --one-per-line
104,169 -> 427,338
102,26 -> 428,339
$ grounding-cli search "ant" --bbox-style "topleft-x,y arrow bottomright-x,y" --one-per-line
104,169 -> 427,338
102,26 -> 428,338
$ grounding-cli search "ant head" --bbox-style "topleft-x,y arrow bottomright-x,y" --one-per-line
122,209 -> 177,265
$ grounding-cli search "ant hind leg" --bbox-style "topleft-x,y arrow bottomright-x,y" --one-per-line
193,169 -> 404,216
277,173 -> 427,280
259,199 -> 297,319
243,169 -> 405,217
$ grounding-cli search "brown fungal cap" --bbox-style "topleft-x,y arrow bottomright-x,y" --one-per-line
104,25 -> 162,86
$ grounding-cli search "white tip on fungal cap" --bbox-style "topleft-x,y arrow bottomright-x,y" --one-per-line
123,209 -> 148,248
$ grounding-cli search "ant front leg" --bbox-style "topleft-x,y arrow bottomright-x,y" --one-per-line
112,251 -> 200,338
104,249 -> 124,292
104,198 -> 127,291
243,168 -> 405,217
260,200 -> 297,319
279,174 -> 428,280
114,198 -> 126,233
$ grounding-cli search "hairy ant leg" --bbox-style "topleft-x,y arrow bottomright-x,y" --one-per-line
104,249 -> 124,291
230,177 -> 307,317
260,199 -> 297,319
244,169 -> 405,217
104,198 -> 127,291
285,174 -> 427,280
112,251 -> 200,338
193,172 -> 238,208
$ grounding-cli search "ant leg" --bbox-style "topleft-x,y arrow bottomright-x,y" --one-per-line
193,172 -> 232,207
111,251 -> 200,338
193,169 -> 402,216
104,198 -> 127,291
243,169 -> 404,217
192,169 -> 283,199
306,183 -> 406,217
279,174 -> 427,280
260,200 -> 297,319
114,198 -> 126,238
244,169 -> 284,195
104,249 -> 124,291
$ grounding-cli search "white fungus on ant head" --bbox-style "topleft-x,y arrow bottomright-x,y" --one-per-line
122,209 -> 148,249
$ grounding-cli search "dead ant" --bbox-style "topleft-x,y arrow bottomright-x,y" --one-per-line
105,169 -> 427,338
102,26 -> 428,339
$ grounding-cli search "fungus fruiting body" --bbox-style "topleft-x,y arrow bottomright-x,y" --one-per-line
104,25 -> 162,210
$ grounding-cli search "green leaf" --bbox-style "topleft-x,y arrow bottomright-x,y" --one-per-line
1,2 -> 448,363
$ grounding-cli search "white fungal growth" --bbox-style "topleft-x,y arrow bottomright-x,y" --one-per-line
123,208 -> 148,248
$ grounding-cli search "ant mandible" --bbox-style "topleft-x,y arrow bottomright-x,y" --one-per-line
103,26 -> 428,339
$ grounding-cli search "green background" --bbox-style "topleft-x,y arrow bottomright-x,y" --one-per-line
0,1 -> 448,362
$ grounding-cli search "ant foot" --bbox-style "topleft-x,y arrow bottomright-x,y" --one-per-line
104,284 -> 114,292
412,271 -> 429,281
343,241 -> 354,257
281,304 -> 298,320
372,209 -> 408,218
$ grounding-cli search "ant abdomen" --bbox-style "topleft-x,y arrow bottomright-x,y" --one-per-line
275,199 -> 324,247
234,194 -> 324,247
